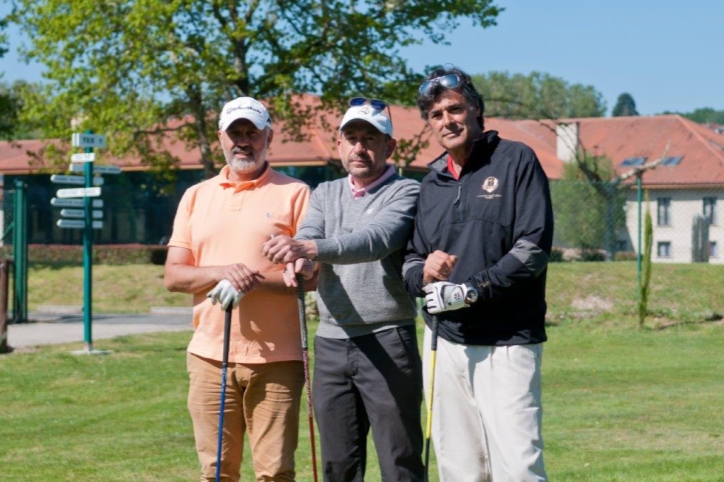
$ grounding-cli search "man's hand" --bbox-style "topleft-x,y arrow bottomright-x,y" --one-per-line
282,258 -> 316,287
423,250 -> 458,285
423,282 -> 474,315
263,235 -> 317,264
207,279 -> 245,310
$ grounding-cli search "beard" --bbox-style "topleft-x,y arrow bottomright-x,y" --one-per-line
223,143 -> 268,175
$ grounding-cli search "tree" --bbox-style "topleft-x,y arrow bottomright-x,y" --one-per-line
612,92 -> 638,117
471,71 -> 606,119
0,14 -> 17,140
550,152 -> 627,255
9,0 -> 502,178
660,107 -> 724,125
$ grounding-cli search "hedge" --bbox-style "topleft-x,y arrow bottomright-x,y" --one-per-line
0,244 -> 168,265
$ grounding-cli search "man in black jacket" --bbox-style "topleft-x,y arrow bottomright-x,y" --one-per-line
403,67 -> 553,482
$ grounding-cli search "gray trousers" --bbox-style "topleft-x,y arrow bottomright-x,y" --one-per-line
312,325 -> 425,482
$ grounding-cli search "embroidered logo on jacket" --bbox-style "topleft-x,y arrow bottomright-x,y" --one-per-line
482,177 -> 499,193
477,176 -> 502,200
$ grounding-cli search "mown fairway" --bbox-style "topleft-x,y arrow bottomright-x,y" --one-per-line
1,261 -> 722,481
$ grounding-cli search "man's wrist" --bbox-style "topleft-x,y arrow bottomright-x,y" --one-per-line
463,282 -> 479,304
302,240 -> 318,260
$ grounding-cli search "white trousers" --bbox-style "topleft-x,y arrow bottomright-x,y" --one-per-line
423,325 -> 547,482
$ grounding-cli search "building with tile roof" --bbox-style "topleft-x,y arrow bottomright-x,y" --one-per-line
2,106 -> 722,263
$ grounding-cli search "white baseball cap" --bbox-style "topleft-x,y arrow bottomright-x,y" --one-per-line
339,105 -> 393,136
218,97 -> 272,132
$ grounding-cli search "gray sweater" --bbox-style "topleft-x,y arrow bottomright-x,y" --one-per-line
296,173 -> 420,338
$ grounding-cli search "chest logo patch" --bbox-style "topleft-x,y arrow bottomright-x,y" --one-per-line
482,177 -> 499,193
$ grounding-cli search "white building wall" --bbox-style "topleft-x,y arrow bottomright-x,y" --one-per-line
623,188 -> 723,264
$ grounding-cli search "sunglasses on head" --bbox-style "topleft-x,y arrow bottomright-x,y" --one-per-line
418,74 -> 463,96
349,97 -> 389,111
349,97 -> 393,123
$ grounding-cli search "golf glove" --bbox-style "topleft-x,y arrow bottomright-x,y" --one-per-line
423,281 -> 475,314
207,279 -> 244,310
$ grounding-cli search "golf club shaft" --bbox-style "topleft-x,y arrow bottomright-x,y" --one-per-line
296,275 -> 319,482
215,304 -> 233,482
423,314 -> 440,482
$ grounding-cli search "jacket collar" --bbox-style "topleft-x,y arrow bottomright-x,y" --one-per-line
427,130 -> 500,176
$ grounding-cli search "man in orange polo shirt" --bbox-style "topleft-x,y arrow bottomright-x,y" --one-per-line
164,96 -> 311,482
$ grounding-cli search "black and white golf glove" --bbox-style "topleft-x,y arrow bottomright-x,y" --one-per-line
423,281 -> 478,314
207,279 -> 245,310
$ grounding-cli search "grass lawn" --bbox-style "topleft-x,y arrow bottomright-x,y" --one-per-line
1,321 -> 723,481
2,261 -> 722,480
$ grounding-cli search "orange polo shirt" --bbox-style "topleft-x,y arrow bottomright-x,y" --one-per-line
169,164 -> 310,364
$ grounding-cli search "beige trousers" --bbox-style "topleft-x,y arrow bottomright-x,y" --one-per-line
423,326 -> 547,482
187,353 -> 304,482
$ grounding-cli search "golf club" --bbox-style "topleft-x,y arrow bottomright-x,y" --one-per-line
423,314 -> 440,482
215,303 -> 233,482
296,274 -> 319,482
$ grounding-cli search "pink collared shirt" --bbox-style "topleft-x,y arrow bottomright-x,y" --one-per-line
348,165 -> 395,199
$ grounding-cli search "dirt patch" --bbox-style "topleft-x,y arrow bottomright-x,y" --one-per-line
571,295 -> 613,312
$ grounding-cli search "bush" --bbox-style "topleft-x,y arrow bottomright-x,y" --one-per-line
0,244 -> 168,265
549,248 -> 565,262
615,251 -> 638,261
580,250 -> 606,262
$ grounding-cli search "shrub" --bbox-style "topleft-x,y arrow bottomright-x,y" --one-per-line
549,248 -> 565,262
614,251 -> 637,261
0,244 -> 167,265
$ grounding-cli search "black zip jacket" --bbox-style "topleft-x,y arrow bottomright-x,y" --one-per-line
402,130 -> 554,346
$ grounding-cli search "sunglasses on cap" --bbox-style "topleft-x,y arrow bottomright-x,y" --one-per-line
349,97 -> 393,123
418,74 -> 463,96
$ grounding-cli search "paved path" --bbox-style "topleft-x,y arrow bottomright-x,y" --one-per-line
4,311 -> 193,351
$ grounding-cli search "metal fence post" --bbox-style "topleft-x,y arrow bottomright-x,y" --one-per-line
0,258 -> 10,353
12,180 -> 28,323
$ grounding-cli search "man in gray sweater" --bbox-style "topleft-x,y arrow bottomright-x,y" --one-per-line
263,98 -> 424,482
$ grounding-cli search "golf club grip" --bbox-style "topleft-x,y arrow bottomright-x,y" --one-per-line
223,305 -> 232,366
296,275 -> 309,350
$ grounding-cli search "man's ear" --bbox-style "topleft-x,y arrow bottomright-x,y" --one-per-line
266,128 -> 274,146
385,137 -> 397,159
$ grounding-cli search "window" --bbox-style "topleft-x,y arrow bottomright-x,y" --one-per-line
703,197 -> 717,225
620,156 -> 646,167
657,197 -> 671,226
615,240 -> 628,252
710,241 -> 719,258
657,241 -> 671,258
660,156 -> 683,166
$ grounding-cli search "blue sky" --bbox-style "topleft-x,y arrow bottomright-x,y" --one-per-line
2,0 -> 722,116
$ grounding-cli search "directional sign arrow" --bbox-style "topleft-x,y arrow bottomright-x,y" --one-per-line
68,163 -> 121,175
57,219 -> 103,229
51,174 -> 104,186
56,187 -> 102,198
71,133 -> 106,148
70,152 -> 96,162
60,209 -> 103,219
51,198 -> 104,208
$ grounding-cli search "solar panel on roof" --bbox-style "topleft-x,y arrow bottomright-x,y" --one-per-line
620,157 -> 646,167
660,156 -> 683,166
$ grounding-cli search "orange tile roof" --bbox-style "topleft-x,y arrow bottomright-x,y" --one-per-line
3,101 -> 724,188
516,115 -> 724,186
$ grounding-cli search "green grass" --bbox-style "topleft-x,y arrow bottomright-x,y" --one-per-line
26,261 -> 724,328
3,261 -> 723,480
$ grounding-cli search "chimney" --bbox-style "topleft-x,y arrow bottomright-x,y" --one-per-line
556,122 -> 579,162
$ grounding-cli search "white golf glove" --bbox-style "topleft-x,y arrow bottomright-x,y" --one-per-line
423,281 -> 474,315
207,279 -> 244,310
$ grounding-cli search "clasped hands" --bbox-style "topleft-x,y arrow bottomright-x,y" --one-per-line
262,235 -> 316,287
423,250 -> 474,315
